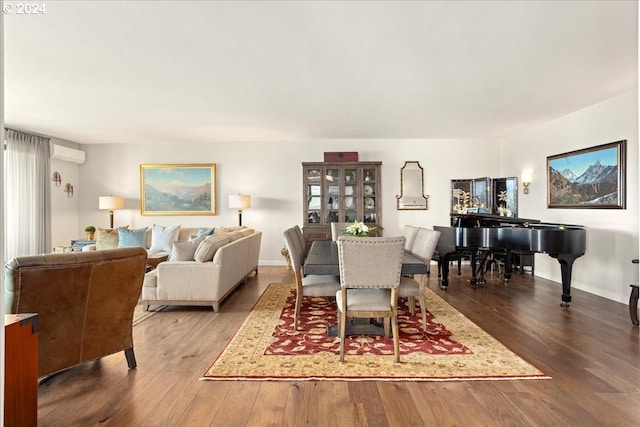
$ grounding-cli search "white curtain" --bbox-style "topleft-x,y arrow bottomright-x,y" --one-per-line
4,128 -> 51,261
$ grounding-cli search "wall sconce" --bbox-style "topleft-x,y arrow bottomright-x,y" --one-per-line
51,171 -> 62,186
229,194 -> 251,226
64,183 -> 74,197
521,170 -> 533,194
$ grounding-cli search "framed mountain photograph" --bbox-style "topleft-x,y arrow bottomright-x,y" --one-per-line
547,140 -> 626,209
140,164 -> 216,215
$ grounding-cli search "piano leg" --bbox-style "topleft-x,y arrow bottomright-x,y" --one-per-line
440,254 -> 451,290
552,254 -> 581,307
504,249 -> 512,282
469,251 -> 480,285
471,250 -> 493,285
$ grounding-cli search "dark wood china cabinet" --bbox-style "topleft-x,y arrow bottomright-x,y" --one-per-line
302,161 -> 382,251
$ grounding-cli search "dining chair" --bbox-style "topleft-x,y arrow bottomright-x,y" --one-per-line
293,225 -> 307,259
401,225 -> 419,252
336,236 -> 405,363
283,227 -> 341,330
399,228 -> 441,331
331,222 -> 351,241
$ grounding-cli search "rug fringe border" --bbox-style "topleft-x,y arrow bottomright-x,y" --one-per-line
199,375 -> 552,382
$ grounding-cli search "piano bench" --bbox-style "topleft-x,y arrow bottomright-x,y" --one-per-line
512,251 -> 534,275
433,252 -> 465,277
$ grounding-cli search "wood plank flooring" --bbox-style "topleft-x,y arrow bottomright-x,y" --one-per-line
37,265 -> 640,426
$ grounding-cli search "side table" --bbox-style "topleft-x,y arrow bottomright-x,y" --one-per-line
147,254 -> 169,271
5,313 -> 38,427
70,239 -> 96,252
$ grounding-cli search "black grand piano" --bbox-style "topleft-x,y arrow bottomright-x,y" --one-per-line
434,213 -> 586,306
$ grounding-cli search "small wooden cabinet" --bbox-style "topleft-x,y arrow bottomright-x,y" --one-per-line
4,314 -> 38,427
302,161 -> 382,250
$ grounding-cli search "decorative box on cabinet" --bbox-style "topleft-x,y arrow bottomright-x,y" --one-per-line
302,161 -> 383,250
4,313 -> 38,427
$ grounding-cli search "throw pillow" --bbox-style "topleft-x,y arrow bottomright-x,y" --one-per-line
169,234 -> 206,261
96,226 -> 128,250
195,227 -> 215,238
194,235 -> 231,263
170,241 -> 198,261
118,227 -> 148,248
150,224 -> 180,252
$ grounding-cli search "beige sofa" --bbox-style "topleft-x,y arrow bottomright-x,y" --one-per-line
141,227 -> 262,312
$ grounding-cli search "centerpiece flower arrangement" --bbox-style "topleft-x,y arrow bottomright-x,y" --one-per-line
343,220 -> 377,237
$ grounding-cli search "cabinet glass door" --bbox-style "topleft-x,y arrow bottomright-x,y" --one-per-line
363,167 -> 377,223
306,168 -> 322,223
325,169 -> 340,223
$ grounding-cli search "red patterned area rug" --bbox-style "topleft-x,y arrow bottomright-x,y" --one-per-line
201,283 -> 549,382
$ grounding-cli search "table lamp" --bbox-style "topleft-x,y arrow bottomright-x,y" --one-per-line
229,194 -> 251,226
99,196 -> 125,228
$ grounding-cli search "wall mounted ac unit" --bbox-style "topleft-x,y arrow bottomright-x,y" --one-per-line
50,143 -> 86,164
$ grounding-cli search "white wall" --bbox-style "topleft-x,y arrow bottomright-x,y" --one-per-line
498,91 -> 639,303
73,139 -> 498,266
49,137 -> 82,249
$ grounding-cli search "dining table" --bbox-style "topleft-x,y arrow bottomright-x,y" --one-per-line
303,240 -> 429,276
303,240 -> 430,336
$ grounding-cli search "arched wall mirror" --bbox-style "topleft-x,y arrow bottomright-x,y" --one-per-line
397,161 -> 428,210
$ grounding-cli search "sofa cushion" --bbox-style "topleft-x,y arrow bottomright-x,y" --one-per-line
118,227 -> 148,248
150,224 -> 180,252
225,231 -> 245,242
194,235 -> 231,262
96,226 -> 127,250
170,234 -> 206,261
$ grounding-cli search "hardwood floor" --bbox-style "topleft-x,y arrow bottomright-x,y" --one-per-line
37,265 -> 639,426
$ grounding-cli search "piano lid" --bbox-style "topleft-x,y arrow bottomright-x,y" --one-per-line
451,213 -> 540,228
450,213 -> 586,230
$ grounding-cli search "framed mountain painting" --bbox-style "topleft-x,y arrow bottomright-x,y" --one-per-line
547,140 -> 626,209
140,164 -> 216,215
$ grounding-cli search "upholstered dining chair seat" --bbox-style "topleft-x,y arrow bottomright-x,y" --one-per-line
399,276 -> 419,293
302,274 -> 341,297
336,288 -> 391,312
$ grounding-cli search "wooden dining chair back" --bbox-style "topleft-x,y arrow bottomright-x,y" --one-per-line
399,228 -> 441,331
336,236 -> 405,363
283,227 -> 340,330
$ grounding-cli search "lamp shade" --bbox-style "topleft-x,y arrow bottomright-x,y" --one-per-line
99,196 -> 125,210
229,194 -> 251,209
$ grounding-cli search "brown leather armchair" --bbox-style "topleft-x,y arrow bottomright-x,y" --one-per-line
4,247 -> 147,378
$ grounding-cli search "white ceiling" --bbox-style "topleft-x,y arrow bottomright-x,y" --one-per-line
3,1 -> 638,145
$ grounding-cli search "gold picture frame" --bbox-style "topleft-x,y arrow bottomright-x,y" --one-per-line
140,164 -> 216,215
